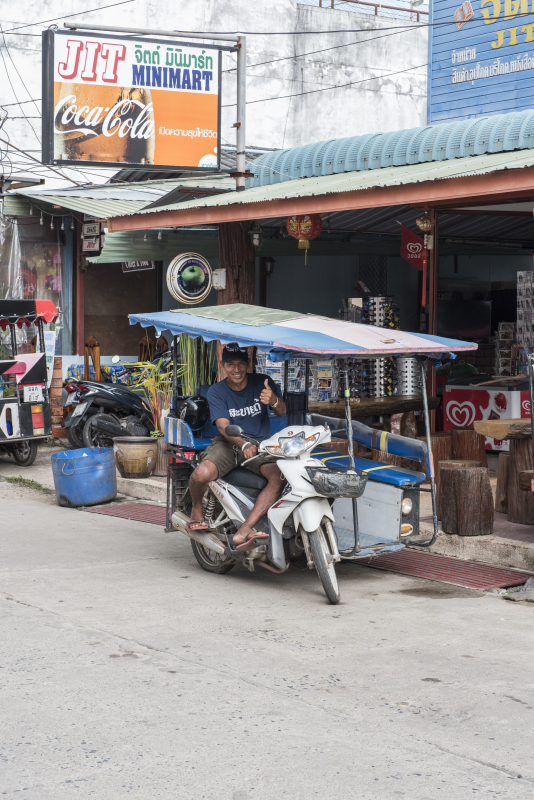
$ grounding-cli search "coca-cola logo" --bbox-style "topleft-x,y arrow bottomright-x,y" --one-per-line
447,400 -> 476,427
54,95 -> 154,140
407,242 -> 422,254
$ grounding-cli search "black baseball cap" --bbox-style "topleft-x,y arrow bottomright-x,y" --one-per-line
222,343 -> 248,363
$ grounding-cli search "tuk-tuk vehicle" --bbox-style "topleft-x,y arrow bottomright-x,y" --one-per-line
0,299 -> 58,466
128,303 -> 476,604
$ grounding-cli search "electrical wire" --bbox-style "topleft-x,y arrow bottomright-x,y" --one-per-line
222,60 -> 426,106
0,135 -> 82,185
1,0 -> 137,35
0,32 -> 41,143
222,22 -> 424,73
0,99 -> 41,107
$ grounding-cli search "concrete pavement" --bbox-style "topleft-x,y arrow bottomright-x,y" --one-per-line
1,475 -> 534,800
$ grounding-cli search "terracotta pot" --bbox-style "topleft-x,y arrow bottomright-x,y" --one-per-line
152,436 -> 169,477
113,437 -> 157,479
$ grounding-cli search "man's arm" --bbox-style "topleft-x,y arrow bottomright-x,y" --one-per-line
215,418 -> 258,456
259,378 -> 287,417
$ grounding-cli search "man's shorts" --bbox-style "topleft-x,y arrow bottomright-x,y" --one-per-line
199,435 -> 279,479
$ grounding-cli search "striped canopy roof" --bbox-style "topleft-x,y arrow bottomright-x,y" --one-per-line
129,304 -> 476,358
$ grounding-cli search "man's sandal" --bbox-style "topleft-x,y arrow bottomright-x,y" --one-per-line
234,532 -> 270,552
186,520 -> 209,532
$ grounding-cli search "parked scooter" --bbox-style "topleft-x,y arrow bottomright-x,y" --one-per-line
63,378 -> 154,448
172,423 -> 368,605
63,352 -> 175,448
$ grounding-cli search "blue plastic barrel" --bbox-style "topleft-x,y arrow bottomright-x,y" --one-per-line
51,447 -> 117,507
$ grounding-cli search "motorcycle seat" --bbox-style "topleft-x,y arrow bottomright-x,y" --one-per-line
224,467 -> 268,491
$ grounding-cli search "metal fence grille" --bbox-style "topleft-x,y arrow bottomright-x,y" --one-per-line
298,0 -> 429,23
357,254 -> 388,297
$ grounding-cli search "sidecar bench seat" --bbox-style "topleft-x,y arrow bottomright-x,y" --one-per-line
224,467 -> 268,491
311,449 -> 425,488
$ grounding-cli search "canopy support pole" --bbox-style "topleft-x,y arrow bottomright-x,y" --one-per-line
417,358 -> 438,547
37,318 -> 50,403
9,323 -> 17,357
172,335 -> 178,408
344,368 -> 360,556
195,337 -> 201,397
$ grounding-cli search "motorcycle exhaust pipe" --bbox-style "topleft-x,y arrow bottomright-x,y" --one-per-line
171,512 -> 226,555
92,418 -> 132,438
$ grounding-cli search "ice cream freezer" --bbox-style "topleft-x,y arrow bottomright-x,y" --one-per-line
443,379 -> 531,452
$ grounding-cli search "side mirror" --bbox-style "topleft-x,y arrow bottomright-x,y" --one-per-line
225,425 -> 244,438
111,355 -> 120,364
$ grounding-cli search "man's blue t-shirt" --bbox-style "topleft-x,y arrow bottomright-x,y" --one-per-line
207,373 -> 282,441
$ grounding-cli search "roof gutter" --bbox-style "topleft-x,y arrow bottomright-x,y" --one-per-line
107,166 -> 534,232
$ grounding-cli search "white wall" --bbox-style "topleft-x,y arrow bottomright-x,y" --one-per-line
0,1 -> 427,188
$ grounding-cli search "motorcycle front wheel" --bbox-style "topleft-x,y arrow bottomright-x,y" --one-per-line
308,524 -> 340,605
190,539 -> 236,575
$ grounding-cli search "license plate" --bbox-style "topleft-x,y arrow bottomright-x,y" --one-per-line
23,385 -> 44,403
71,401 -> 87,418
65,391 -> 77,407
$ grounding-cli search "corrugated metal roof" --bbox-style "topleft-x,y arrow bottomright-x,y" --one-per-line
4,176 -> 234,220
248,109 -> 534,187
119,148 -> 534,217
87,228 -> 219,264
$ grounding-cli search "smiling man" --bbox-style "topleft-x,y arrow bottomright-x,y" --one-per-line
188,343 -> 287,550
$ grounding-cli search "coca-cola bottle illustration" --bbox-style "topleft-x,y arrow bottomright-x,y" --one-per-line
53,82 -> 155,164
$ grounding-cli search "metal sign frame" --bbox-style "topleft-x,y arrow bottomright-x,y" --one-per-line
42,29 -> 225,173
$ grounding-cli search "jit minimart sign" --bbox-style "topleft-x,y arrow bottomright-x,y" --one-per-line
42,29 -> 224,172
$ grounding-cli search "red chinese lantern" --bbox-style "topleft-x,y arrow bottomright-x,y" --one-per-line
286,214 -> 323,264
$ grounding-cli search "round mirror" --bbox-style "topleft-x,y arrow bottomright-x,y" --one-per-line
111,355 -> 120,364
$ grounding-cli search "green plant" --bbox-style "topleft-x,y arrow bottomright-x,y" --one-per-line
3,476 -> 53,494
142,358 -> 174,433
179,334 -> 217,395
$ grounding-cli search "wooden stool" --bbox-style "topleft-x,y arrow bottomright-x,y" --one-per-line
451,426 -> 487,468
508,440 -> 534,524
495,453 -> 510,513
437,459 -> 481,521
84,335 -> 101,381
441,465 -> 493,536
417,431 -> 452,485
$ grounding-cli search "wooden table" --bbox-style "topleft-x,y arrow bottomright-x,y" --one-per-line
308,395 -> 440,422
474,418 -> 534,524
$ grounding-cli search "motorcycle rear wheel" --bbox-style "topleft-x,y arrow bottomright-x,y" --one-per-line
11,439 -> 38,466
190,539 -> 236,574
65,420 -> 85,449
308,524 -> 340,605
82,413 -> 119,448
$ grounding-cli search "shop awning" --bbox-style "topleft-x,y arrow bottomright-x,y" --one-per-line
0,299 -> 58,330
108,148 -> 534,231
86,228 -> 219,264
129,303 -> 476,357
3,175 -> 234,221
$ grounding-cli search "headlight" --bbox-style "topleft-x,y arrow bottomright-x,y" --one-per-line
265,431 -> 320,458
401,497 -> 413,515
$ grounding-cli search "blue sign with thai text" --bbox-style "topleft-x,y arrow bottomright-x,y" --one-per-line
428,0 -> 534,122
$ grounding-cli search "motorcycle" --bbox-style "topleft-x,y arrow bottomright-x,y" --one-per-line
171,422 -> 368,605
63,377 -> 154,448
62,351 -> 176,448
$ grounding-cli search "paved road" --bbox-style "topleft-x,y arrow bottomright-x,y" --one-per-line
1,474 -> 533,800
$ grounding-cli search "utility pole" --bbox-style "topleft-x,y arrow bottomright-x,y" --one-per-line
63,23 -> 247,192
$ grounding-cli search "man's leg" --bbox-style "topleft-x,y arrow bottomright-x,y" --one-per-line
233,463 -> 285,545
188,460 -> 218,528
